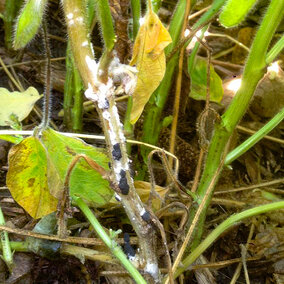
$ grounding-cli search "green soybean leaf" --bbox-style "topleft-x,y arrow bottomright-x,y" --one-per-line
6,137 -> 58,219
188,57 -> 223,103
13,0 -> 48,49
41,128 -> 113,207
219,0 -> 258,28
0,87 -> 42,126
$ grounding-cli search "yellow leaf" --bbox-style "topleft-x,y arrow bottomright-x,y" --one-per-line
0,87 -> 42,126
130,10 -> 172,124
6,137 -> 58,219
107,181 -> 168,211
134,181 -> 168,211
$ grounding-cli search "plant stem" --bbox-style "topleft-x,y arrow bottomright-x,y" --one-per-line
62,1 -> 159,280
130,0 -> 141,39
173,201 -> 284,279
94,0 -> 115,51
225,107 -> 284,165
266,35 -> 284,64
73,196 -> 147,284
0,206 -> 13,271
169,0 -> 191,167
190,0 -> 284,250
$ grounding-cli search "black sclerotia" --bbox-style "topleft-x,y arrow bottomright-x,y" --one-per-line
119,176 -> 129,195
112,143 -> 122,160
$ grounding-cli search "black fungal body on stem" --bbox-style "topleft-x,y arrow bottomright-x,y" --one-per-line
119,176 -> 129,195
112,143 -> 122,160
141,211 -> 151,223
120,169 -> 126,177
124,233 -> 135,258
102,99 -> 109,109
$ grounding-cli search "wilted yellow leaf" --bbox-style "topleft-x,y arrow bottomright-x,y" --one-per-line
0,87 -> 42,126
134,180 -> 168,211
6,137 -> 58,219
108,180 -> 168,211
130,10 -> 172,124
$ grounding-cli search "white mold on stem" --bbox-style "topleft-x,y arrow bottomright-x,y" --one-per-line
145,262 -> 159,282
67,13 -> 73,19
76,17 -> 83,24
140,208 -> 146,217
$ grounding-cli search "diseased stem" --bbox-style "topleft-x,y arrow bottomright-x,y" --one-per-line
61,0 -> 159,281
73,196 -> 147,284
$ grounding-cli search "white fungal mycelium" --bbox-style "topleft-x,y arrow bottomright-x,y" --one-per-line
67,13 -> 73,19
85,55 -> 98,80
145,262 -> 159,282
76,16 -> 83,24
84,56 -> 133,192
108,57 -> 137,95
140,208 -> 146,217
115,193 -> 121,202
81,41 -> 88,47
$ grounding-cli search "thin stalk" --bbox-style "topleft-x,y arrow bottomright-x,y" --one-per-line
73,196 -> 147,284
169,0 -> 191,168
266,35 -> 284,64
187,26 -> 208,73
62,1 -> 159,281
130,0 -> 141,39
72,63 -> 84,132
40,21 -> 52,129
0,206 -> 13,271
173,201 -> 284,279
190,0 -> 284,251
95,0 -> 115,51
225,107 -> 284,165
63,44 -> 74,130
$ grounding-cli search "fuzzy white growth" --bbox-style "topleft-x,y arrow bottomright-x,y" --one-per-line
84,83 -> 98,101
97,78 -> 113,109
109,57 -> 137,95
69,19 -> 74,25
76,17 -> 84,24
139,17 -> 145,25
111,105 -> 126,142
140,208 -> 146,216
67,13 -> 73,19
145,262 -> 159,281
115,193 -> 121,201
82,41 -> 88,47
113,160 -> 123,180
268,61 -> 280,74
85,55 -> 98,83
102,110 -> 111,120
